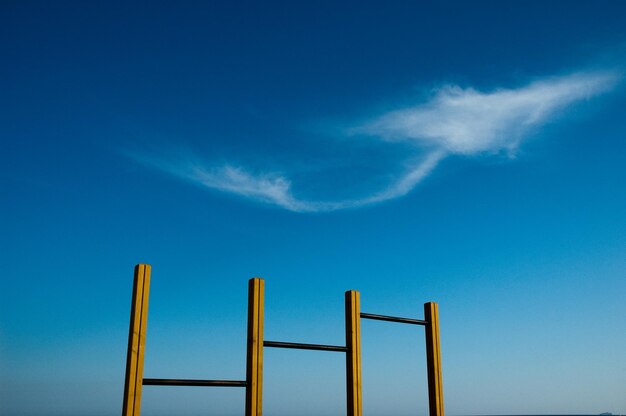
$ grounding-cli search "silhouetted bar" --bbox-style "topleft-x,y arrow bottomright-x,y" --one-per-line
143,378 -> 246,387
264,340 -> 347,352
360,312 -> 428,326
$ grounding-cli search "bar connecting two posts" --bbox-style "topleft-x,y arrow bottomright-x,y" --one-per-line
122,264 -> 444,416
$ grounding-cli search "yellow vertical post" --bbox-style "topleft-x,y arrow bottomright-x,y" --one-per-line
424,302 -> 444,416
345,290 -> 362,416
245,278 -> 264,416
122,264 -> 151,416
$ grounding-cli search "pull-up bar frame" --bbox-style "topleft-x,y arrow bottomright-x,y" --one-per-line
121,264 -> 444,416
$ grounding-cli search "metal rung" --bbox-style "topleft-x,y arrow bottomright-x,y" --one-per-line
264,340 -> 348,352
143,378 -> 247,387
360,312 -> 428,326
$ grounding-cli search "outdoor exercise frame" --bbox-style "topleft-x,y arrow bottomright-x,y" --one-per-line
122,264 -> 444,416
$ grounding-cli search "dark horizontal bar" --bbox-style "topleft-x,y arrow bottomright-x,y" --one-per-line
143,378 -> 246,387
360,312 -> 428,326
264,340 -> 348,352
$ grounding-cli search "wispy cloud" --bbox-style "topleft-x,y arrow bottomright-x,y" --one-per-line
128,153 -> 317,212
191,165 -> 312,212
131,148 -> 447,212
357,71 -> 618,155
130,70 -> 619,212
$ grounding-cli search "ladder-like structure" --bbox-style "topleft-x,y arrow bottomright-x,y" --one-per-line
122,264 -> 444,416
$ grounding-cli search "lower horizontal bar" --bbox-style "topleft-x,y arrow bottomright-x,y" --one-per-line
361,312 -> 428,326
264,340 -> 348,352
143,378 -> 247,387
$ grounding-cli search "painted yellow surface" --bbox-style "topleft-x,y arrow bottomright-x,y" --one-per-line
345,290 -> 363,416
245,278 -> 264,416
424,302 -> 444,416
119,268 -> 444,416
122,264 -> 151,416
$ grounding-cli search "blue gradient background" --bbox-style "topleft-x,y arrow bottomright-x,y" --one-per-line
1,1 -> 625,415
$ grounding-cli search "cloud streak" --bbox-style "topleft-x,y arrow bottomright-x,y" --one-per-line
358,72 -> 618,156
131,70 -> 619,212
134,149 -> 447,212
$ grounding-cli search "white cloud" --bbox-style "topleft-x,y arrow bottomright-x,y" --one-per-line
134,151 -> 447,212
131,70 -> 619,212
358,71 -> 619,155
128,154 -> 318,212
353,149 -> 446,206
191,165 -> 313,212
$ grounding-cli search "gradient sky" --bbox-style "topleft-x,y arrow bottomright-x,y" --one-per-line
1,2 -> 625,415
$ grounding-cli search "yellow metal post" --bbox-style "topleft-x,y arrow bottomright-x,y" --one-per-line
424,302 -> 444,416
345,290 -> 362,416
122,264 -> 151,416
245,278 -> 264,416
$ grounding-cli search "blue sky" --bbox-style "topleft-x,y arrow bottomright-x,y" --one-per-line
1,1 -> 625,415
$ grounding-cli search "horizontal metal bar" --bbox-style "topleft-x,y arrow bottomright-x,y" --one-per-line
264,340 -> 348,352
143,378 -> 246,387
360,312 -> 428,326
